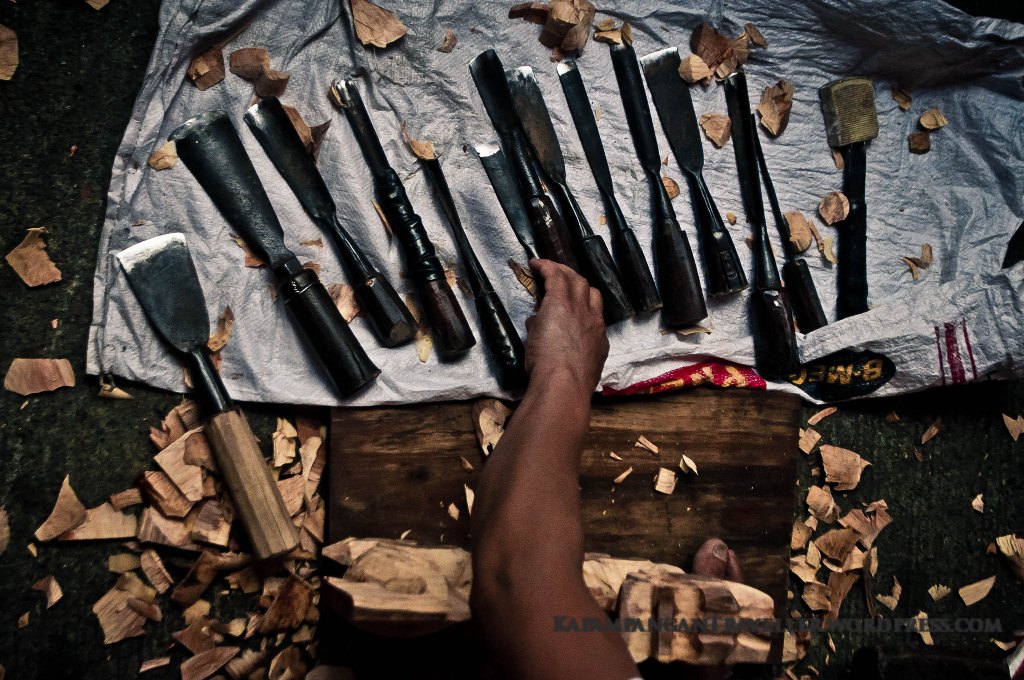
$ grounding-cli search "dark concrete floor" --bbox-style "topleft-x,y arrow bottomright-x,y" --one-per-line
0,2 -> 1020,679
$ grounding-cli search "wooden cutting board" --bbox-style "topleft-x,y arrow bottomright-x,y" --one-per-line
328,388 -> 800,619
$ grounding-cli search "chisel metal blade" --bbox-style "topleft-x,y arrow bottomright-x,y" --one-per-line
506,66 -> 568,182
640,48 -> 704,174
556,61 -> 614,196
476,142 -> 540,261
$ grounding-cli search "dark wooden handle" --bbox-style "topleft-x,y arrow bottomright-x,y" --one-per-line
475,291 -> 527,390
523,194 -> 579,270
750,289 -> 800,380
577,236 -> 635,325
353,273 -> 417,348
608,224 -> 662,315
688,174 -> 748,296
653,219 -> 708,329
206,409 -> 300,561
837,142 -> 869,319
418,279 -> 476,358
782,259 -> 828,333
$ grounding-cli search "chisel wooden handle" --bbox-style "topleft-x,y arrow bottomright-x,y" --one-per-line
475,291 -> 528,390
205,409 -> 299,561
837,142 -> 869,319
783,259 -> 828,333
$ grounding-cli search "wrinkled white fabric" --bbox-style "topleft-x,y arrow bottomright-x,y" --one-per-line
87,0 -> 1024,405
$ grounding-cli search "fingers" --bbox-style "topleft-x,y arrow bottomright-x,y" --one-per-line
588,287 -> 603,317
691,538 -> 731,579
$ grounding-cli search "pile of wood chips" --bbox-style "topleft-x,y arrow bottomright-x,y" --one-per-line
23,402 -> 349,680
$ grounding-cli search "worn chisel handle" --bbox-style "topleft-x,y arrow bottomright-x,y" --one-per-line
206,408 -> 300,560
750,288 -> 800,380
652,192 -> 709,328
475,291 -> 528,390
376,169 -> 476,358
603,195 -> 662,314
505,140 -> 579,270
688,173 -> 748,296
783,259 -> 828,332
278,260 -> 382,396
837,142 -> 869,319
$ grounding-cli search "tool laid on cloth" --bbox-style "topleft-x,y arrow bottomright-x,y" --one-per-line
116,234 -> 299,560
170,112 -> 380,397
506,66 -> 634,325
243,97 -> 417,348
751,117 -> 828,333
723,70 -> 800,379
476,142 -> 541,262
641,47 -> 748,298
819,77 -> 878,320
556,61 -> 662,316
470,49 -> 578,270
418,152 -> 528,390
609,42 -> 707,329
330,79 -> 476,360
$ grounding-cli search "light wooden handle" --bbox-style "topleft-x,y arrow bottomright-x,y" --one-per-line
206,408 -> 299,560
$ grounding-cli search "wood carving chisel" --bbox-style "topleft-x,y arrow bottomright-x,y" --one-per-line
556,60 -> 662,315
116,233 -> 299,560
723,69 -> 800,379
170,112 -> 380,397
506,65 -> 634,325
819,77 -> 878,319
640,47 -> 748,297
469,49 -> 578,270
243,97 -> 417,348
330,79 -> 476,359
608,42 -> 707,328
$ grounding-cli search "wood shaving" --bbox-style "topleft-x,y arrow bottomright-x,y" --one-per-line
678,53 -> 712,84
108,553 -> 142,573
661,176 -> 680,199
818,191 -> 850,225
438,29 -> 457,53
757,80 -> 794,137
808,406 -> 837,426
187,46 -> 225,91
995,534 -> 1024,581
472,398 -> 512,456
515,0 -> 597,56
508,259 -> 537,299
17,612 -> 29,628
689,23 -> 736,78
913,611 -> 933,645
0,24 -> 16,81
93,581 -> 148,644
921,417 -> 942,444
825,570 -> 860,622
908,130 -> 931,154
823,236 -> 837,264
830,147 -> 844,169
0,507 -> 7,557
281,104 -> 332,159
814,527 -> 860,566
791,520 -> 813,551
35,475 -> 87,541
139,657 -> 171,673
634,435 -> 659,454
31,575 -> 63,608
98,376 -> 133,400
928,584 -> 951,601
799,427 -> 821,454
891,84 -> 912,111
1002,413 -> 1024,441
744,22 -> 767,47
206,305 -> 235,353
180,647 -> 240,680
993,639 -> 1017,652
228,234 -> 266,268
784,211 -> 813,253
401,121 -> 436,160
807,485 -> 839,524
464,485 -> 474,515
971,493 -> 984,513
699,113 -> 732,148
678,454 -> 698,475
653,467 -> 677,495
59,502 -> 137,541
147,141 -> 178,171
725,211 -> 737,225
228,48 -> 270,81
608,451 -> 623,461
790,554 -> 818,583
820,445 -> 871,491
326,283 -> 361,322
613,466 -> 633,484
349,0 -> 409,48
919,108 -> 948,130
459,456 -> 474,472
802,582 -> 832,611
4,358 -> 75,396
874,576 -> 901,610
6,227 -> 62,287
959,575 -> 995,606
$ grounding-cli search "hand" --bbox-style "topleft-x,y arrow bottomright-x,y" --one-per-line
524,259 -> 609,394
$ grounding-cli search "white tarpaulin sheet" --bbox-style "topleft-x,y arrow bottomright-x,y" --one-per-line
87,0 -> 1024,405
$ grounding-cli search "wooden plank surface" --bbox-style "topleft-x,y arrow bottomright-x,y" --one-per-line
328,387 -> 800,621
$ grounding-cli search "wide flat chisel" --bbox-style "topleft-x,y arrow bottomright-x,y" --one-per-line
117,233 -> 299,560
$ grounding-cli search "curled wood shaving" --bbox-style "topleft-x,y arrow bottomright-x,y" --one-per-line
98,376 -> 133,400
699,113 -> 732,148
634,435 -> 658,454
958,575 -> 995,606
689,23 -> 735,78
802,582 -> 832,611
814,527 -> 860,566
808,406 -> 837,426
993,639 -> 1017,652
757,80 -> 794,137
825,569 -> 860,622
971,493 -> 984,513
608,451 -> 623,461
818,191 -> 849,225
139,657 -> 171,673
31,575 -> 63,608
928,584 -> 951,601
799,427 -> 821,454
653,467 -> 677,495
6,227 -> 62,287
874,576 -> 901,611
350,0 -> 409,47
822,236 -> 837,264
17,612 -> 29,628
830,147 -> 844,169
472,398 -> 512,456
725,211 -> 737,225
613,466 -> 633,484
820,445 -> 871,491
891,84 -> 912,111
4,358 -> 75,396
59,502 -> 137,541
438,29 -> 458,53
228,48 -> 269,80
281,105 -> 332,159
35,475 -> 87,541
508,259 -> 537,299
919,108 -> 947,130
661,176 -> 680,199
187,46 -> 225,91
401,121 -> 436,160
791,520 -> 813,551
744,22 -> 767,47
790,554 -> 818,583
207,305 -> 235,353
784,211 -> 813,253
0,24 -> 16,81
327,283 -> 361,323
181,647 -> 240,680
908,130 -> 931,154
920,417 -> 942,445
807,485 -> 839,524
148,141 -> 178,171
678,454 -> 698,475
678,54 -> 712,84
